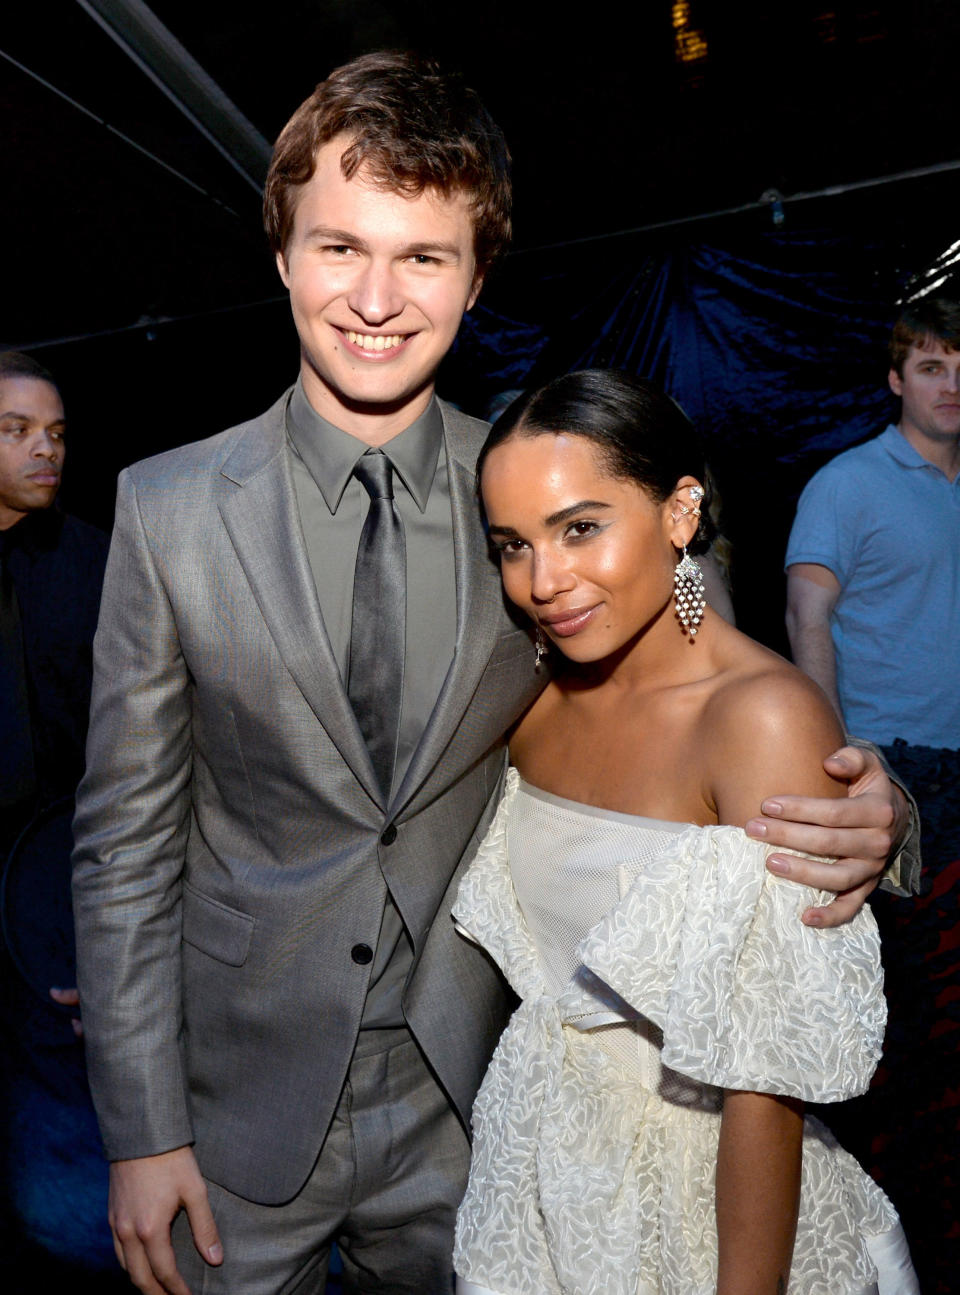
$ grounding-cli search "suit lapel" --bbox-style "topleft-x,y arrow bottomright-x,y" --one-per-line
217,401 -> 381,805
392,406 -> 505,814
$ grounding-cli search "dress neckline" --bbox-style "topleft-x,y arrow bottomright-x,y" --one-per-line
515,773 -> 689,834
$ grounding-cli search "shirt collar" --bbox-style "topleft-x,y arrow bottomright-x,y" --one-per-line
1,506 -> 63,557
286,376 -> 443,514
878,423 -> 945,472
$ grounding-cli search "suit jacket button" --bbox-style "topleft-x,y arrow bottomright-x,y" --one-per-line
351,943 -> 374,965
380,825 -> 398,846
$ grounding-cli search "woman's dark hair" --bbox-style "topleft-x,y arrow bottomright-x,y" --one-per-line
478,369 -> 715,554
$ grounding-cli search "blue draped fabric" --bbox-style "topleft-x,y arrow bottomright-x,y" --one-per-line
444,224 -> 936,645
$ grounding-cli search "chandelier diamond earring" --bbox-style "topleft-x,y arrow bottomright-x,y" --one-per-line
674,547 -> 706,637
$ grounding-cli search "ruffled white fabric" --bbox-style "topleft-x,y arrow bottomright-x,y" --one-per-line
453,769 -> 906,1295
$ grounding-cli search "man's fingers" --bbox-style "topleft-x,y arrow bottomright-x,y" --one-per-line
756,791 -> 895,831
112,1228 -> 128,1273
140,1231 -> 195,1295
49,986 -> 84,1034
748,817 -> 893,865
49,986 -> 81,1006
123,1244 -> 173,1295
765,850 -> 881,895
823,744 -> 870,778
183,1181 -> 223,1267
765,850 -> 881,929
108,1148 -> 208,1295
110,1219 -> 177,1295
800,878 -> 878,929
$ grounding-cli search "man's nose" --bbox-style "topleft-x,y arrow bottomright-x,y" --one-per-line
347,259 -> 404,324
32,431 -> 62,460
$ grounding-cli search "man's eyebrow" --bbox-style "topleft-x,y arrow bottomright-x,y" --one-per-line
0,410 -> 66,428
301,225 -> 367,247
298,228 -> 462,259
403,240 -> 463,258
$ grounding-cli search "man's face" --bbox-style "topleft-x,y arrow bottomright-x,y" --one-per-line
276,135 -> 481,443
889,339 -> 960,447
0,377 -> 65,529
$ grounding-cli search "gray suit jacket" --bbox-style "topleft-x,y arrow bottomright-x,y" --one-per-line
72,392 -> 543,1205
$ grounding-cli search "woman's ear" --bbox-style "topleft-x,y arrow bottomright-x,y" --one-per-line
666,476 -> 705,549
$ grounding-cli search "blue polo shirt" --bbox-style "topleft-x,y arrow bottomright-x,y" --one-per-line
785,425 -> 960,749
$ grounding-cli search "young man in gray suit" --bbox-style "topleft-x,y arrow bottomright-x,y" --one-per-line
72,52 -> 914,1295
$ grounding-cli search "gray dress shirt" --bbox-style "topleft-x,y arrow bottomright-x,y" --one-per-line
286,378 -> 458,1028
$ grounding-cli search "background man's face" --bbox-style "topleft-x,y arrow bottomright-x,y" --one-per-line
0,376 -> 65,529
889,339 -> 960,446
277,135 -> 480,438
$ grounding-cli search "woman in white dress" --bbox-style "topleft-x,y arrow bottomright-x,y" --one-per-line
452,371 -> 918,1295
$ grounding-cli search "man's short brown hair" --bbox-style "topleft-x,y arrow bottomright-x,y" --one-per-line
264,51 -> 511,278
889,296 -> 960,375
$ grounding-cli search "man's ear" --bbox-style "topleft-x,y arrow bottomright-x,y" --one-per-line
665,475 -> 704,549
276,250 -> 291,290
888,366 -> 903,397
467,270 -> 485,312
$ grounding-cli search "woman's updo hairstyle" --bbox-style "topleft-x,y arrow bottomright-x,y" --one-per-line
478,369 -> 715,555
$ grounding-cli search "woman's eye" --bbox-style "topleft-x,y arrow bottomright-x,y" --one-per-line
568,520 -> 598,539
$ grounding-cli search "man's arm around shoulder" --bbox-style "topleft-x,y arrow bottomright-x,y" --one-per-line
744,564 -> 920,919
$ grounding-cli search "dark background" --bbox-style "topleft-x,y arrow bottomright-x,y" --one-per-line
3,0 -> 959,644
3,7 -> 959,1292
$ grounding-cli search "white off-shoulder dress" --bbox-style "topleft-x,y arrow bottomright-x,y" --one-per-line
452,770 -> 918,1295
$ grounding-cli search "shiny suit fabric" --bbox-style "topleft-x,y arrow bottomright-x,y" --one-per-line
72,391 -> 542,1205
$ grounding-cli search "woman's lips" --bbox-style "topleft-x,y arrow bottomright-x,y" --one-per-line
539,604 -> 602,638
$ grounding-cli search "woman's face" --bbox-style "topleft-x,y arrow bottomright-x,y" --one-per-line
481,431 -> 697,664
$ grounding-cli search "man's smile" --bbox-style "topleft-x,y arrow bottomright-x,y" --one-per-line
341,329 -> 408,353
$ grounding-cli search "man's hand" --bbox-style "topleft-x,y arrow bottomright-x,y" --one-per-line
746,745 -> 904,928
49,986 -> 83,1037
109,1147 -> 222,1295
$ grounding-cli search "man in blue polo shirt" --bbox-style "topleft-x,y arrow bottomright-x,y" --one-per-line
785,296 -> 960,755
785,296 -> 960,1292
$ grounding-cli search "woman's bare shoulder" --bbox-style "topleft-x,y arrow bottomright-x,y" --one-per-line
700,633 -> 845,826
710,646 -> 840,735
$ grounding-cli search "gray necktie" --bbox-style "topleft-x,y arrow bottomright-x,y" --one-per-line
347,451 -> 406,797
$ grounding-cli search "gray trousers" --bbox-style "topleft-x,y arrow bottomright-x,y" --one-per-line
173,1030 -> 469,1294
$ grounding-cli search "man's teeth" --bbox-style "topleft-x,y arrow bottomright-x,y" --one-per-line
346,331 -> 404,351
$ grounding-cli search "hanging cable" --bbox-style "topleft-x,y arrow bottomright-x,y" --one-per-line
0,46 -> 242,219
512,157 -> 960,258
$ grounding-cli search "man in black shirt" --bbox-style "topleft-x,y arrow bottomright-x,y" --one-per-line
0,350 -> 115,1282
0,353 -> 107,843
